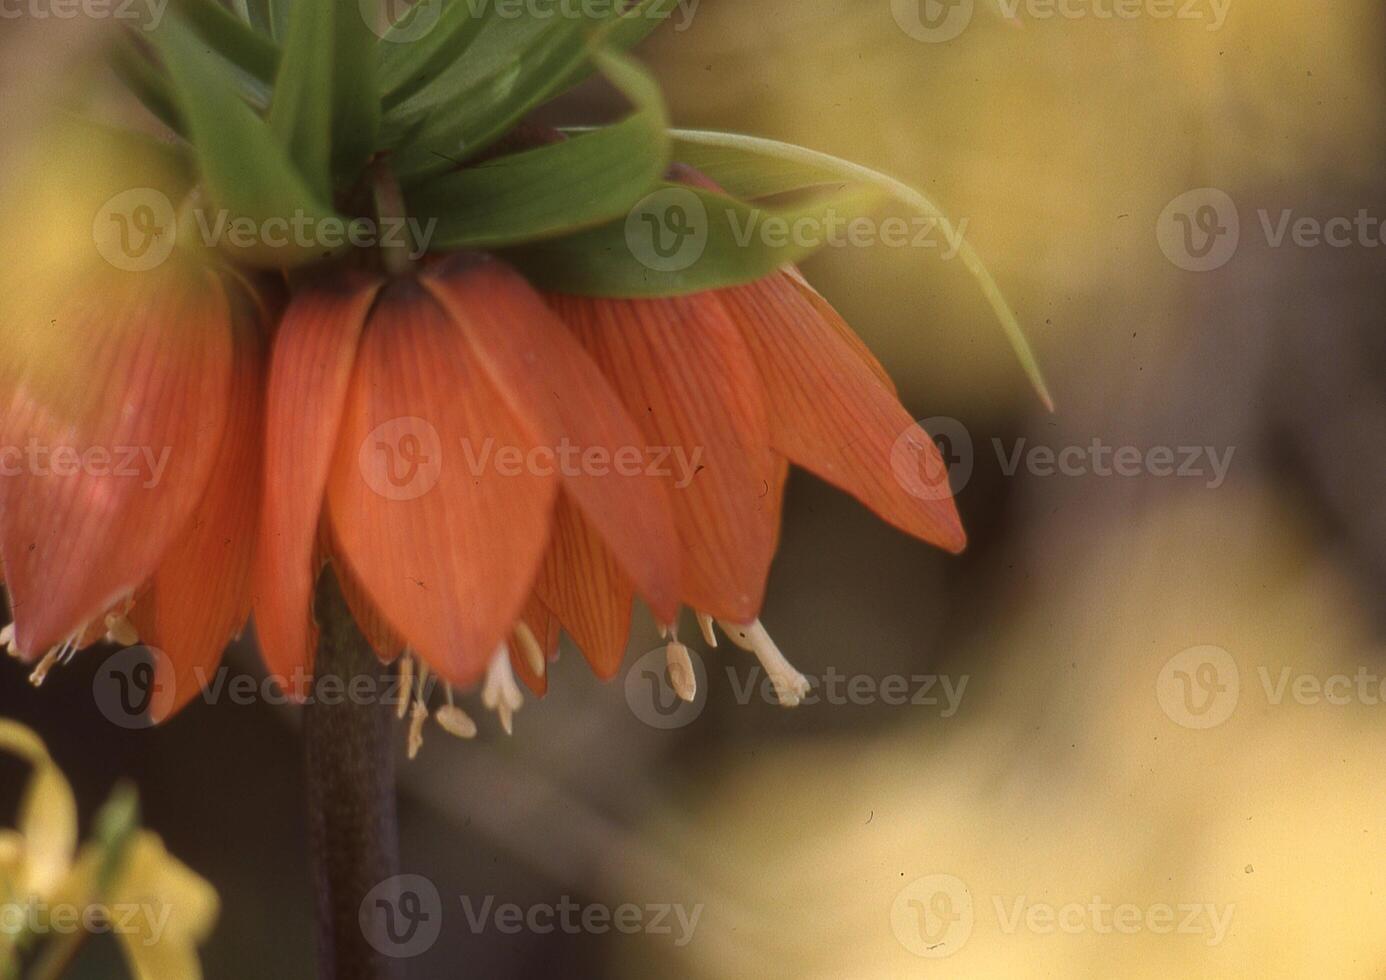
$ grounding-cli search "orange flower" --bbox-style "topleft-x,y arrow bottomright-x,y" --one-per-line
0,259 -> 266,722
2,248 -> 962,737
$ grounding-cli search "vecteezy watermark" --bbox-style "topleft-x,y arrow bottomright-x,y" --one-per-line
625,645 -> 710,729
891,418 -> 1237,499
891,874 -> 975,958
892,0 -> 1228,42
0,0 -> 167,29
460,896 -> 703,946
0,441 -> 172,489
359,875 -> 701,958
93,646 -> 447,729
1157,188 -> 1386,272
890,874 -> 1234,958
358,417 -> 707,502
624,645 -> 967,729
364,0 -> 700,42
1158,644 -> 1386,730
0,897 -> 174,946
623,187 -> 969,273
360,875 -> 444,959
93,646 -> 179,730
724,665 -> 968,715
93,188 -> 437,272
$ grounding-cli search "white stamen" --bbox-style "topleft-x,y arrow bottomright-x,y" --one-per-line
716,619 -> 810,707
512,622 -> 546,679
482,644 -> 523,735
407,699 -> 428,760
665,642 -> 696,703
29,637 -> 77,687
104,613 -> 139,648
656,622 -> 669,640
0,623 -> 17,659
695,611 -> 717,647
397,653 -> 416,720
436,687 -> 478,739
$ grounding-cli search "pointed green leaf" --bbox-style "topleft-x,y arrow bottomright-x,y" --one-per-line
378,0 -> 494,106
508,181 -> 883,296
109,36 -> 186,134
271,0 -> 380,194
170,0 -> 280,84
153,15 -> 342,267
383,0 -> 675,178
668,130 -> 1054,410
406,49 -> 668,248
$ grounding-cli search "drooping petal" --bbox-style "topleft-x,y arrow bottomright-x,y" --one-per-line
0,264 -> 233,657
333,543 -> 407,666
717,273 -> 966,554
535,492 -> 634,680
547,292 -> 777,623
326,279 -> 559,690
130,293 -> 265,722
253,271 -> 380,689
422,254 -> 679,623
780,266 -> 898,394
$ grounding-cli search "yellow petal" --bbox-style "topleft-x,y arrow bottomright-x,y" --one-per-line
0,720 -> 76,897
112,833 -> 219,980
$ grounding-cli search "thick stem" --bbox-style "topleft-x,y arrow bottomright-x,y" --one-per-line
305,571 -> 403,980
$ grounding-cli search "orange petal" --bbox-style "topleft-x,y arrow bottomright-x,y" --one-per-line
536,493 -> 634,680
781,266 -> 898,395
334,545 -> 407,666
130,295 -> 266,722
0,265 -> 233,657
547,292 -> 777,623
718,274 -> 966,553
422,255 -> 679,623
326,279 -> 559,690
253,272 -> 380,689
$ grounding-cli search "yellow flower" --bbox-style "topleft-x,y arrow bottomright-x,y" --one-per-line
0,720 -> 218,980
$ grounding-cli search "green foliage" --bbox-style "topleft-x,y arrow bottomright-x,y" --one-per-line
105,0 -> 1043,405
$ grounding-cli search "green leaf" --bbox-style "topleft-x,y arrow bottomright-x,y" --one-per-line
378,0 -> 495,106
669,130 -> 1054,410
508,181 -> 884,297
153,15 -> 342,268
383,0 -> 675,178
406,49 -> 668,248
109,36 -> 186,134
270,0 -> 380,194
268,1 -> 333,196
170,0 -> 280,84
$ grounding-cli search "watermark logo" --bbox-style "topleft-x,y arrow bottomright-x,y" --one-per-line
892,418 -> 1237,495
367,0 -> 444,40
624,646 -> 708,729
360,874 -> 443,959
892,0 -> 975,42
1157,645 -> 1240,729
892,874 -> 974,958
0,0 -> 169,29
93,188 -> 177,273
460,895 -> 703,944
625,187 -> 709,273
93,646 -> 176,730
1156,188 -> 1240,272
891,416 -> 973,501
360,417 -> 444,502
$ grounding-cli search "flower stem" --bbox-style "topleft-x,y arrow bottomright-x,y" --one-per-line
370,158 -> 414,277
305,570 -> 403,980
